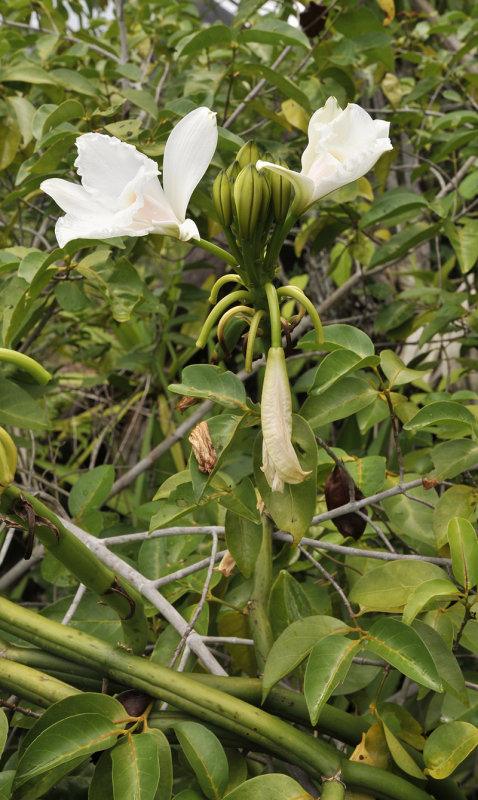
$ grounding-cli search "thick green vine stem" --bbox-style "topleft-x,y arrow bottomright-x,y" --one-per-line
248,515 -> 274,673
320,774 -> 346,800
0,348 -> 51,385
0,487 -> 148,654
195,290 -> 253,349
0,656 -> 79,707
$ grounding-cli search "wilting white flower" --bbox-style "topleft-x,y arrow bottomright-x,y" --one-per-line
257,96 -> 392,214
41,107 -> 218,247
261,347 -> 311,493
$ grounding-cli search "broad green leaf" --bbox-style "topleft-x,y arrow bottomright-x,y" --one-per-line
310,349 -> 379,395
0,710 -> 7,756
224,774 -> 312,799
237,62 -> 311,112
268,571 -> 314,640
402,579 -> 460,625
0,65 -> 57,85
423,721 -> 478,778
365,618 -> 442,692
413,619 -> 468,706
431,439 -> 478,479
369,222 -> 441,268
381,480 -> 437,550
90,751 -> 114,800
6,96 -> 35,146
40,99 -> 84,135
299,323 -> 375,357
0,377 -> 48,430
148,728 -> 173,800
444,218 -> 478,273
14,713 -> 119,787
305,635 -> 362,725
0,771 -> 14,800
120,89 -> 158,119
349,560 -> 446,611
381,722 -> 425,779
174,721 -> 229,800
0,116 -> 21,170
404,401 -> 476,438
238,19 -> 310,49
301,376 -> 377,428
380,350 -> 432,387
225,511 -> 262,579
253,415 -> 317,543
433,486 -> 478,550
359,187 -> 427,228
176,24 -> 233,57
169,366 -> 248,411
111,733 -> 160,800
50,68 -> 98,97
447,517 -> 478,591
262,615 -> 351,700
68,465 -> 115,520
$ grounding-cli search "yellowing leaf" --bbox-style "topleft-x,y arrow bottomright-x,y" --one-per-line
281,99 -> 309,133
376,0 -> 395,25
381,73 -> 402,107
350,733 -> 376,765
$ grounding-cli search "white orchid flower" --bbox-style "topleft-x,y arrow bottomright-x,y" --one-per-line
257,96 -> 392,214
261,347 -> 311,493
41,107 -> 218,247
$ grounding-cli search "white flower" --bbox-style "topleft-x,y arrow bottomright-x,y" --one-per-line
261,347 -> 311,493
257,96 -> 392,214
41,107 -> 218,247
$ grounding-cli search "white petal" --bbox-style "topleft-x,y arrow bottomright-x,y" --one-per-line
54,212 -> 153,248
163,107 -> 218,222
256,160 -> 315,213
75,133 -> 158,209
41,178 -> 106,217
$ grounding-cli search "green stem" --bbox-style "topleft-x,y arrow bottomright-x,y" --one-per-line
264,283 -> 282,348
245,309 -> 265,372
195,290 -> 253,349
276,286 -> 324,344
0,348 -> 51,385
248,515 -> 274,673
196,238 -> 237,267
0,657 -> 79,707
321,777 -> 345,800
0,487 -> 148,654
208,274 -> 246,304
263,213 -> 296,274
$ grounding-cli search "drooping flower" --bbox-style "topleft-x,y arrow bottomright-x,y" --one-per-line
41,107 -> 218,247
256,96 -> 392,214
261,347 -> 311,493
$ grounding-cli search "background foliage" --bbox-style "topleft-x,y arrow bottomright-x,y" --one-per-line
0,0 -> 477,797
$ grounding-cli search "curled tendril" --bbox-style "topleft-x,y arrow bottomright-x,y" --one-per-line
196,290 -> 253,349
245,309 -> 266,372
217,305 -> 254,357
208,274 -> 246,305
277,285 -> 324,344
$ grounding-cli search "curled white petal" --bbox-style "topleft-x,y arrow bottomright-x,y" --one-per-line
260,347 -> 311,492
257,96 -> 392,213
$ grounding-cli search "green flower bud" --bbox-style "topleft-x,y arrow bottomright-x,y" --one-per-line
234,164 -> 263,241
258,170 -> 271,222
269,158 -> 292,222
226,160 -> 241,181
236,141 -> 260,170
212,169 -> 232,227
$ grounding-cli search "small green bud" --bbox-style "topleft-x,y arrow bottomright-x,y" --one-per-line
234,164 -> 263,240
269,158 -> 292,222
212,170 -> 232,227
258,170 -> 271,222
236,141 -> 260,170
226,160 -> 241,181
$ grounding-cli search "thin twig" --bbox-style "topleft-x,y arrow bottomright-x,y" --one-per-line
222,47 -> 292,129
152,549 -> 227,588
276,533 -> 450,566
299,545 -> 356,620
61,583 -> 87,625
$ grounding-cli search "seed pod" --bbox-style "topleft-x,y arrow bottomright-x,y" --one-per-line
189,421 -> 218,473
234,164 -> 263,240
212,169 -> 232,227
236,140 -> 260,170
324,464 -> 367,540
116,689 -> 152,718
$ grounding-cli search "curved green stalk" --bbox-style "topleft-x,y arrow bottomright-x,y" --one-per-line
0,348 -> 51,385
195,290 -> 253,349
0,656 -> 79,707
196,238 -> 237,267
264,283 -> 282,348
217,305 -> 254,348
248,515 -> 274,672
208,274 -> 246,304
245,309 -> 265,372
1,487 -> 148,654
277,286 -> 324,344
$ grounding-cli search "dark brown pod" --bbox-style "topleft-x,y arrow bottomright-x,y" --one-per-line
299,2 -> 327,38
324,464 -> 367,540
116,689 -> 152,718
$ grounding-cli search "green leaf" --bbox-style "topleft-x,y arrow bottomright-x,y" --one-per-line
304,635 -> 362,725
224,774 -> 312,799
6,96 -> 35,146
237,62 -> 311,112
404,401 -> 476,438
423,721 -> 478,778
111,733 -> 160,800
68,465 -> 115,520
300,323 -> 375,357
381,481 -> 437,550
262,615 -> 351,700
177,24 -> 233,57
169,366 -> 248,411
447,517 -> 478,591
413,619 -> 468,706
433,486 -> 478,550
369,223 -> 441,268
238,19 -> 310,50
381,722 -> 425,779
431,439 -> 478,479
445,218 -> 478,273
359,188 -> 427,229
402,579 -> 460,626
310,349 -> 379,395
0,65 -> 57,85
380,350 -> 432,387
0,116 -> 21,170
14,713 -> 119,787
90,751 -> 114,800
148,728 -> 173,800
174,721 -> 229,800
301,376 -> 377,428
365,618 -> 442,692
253,415 -> 317,543
0,709 -> 7,757
120,89 -> 159,119
0,377 -> 48,430
225,511 -> 262,579
268,571 -> 314,640
40,100 -> 84,136
50,68 -> 98,97
349,560 -> 446,611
